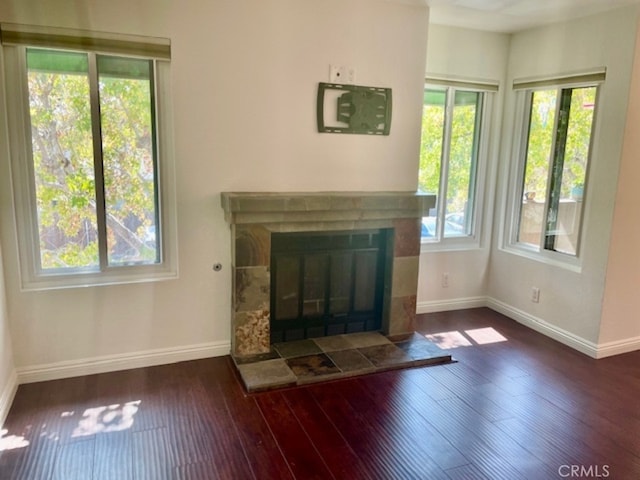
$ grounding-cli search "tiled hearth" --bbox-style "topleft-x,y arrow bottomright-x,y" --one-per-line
233,331 -> 452,392
221,191 -> 436,359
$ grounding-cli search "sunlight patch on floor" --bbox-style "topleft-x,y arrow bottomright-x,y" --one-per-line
465,327 -> 508,345
71,400 -> 141,438
0,429 -> 30,451
425,331 -> 473,349
425,327 -> 507,349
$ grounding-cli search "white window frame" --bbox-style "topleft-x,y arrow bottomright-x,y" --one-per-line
419,78 -> 495,252
502,69 -> 605,270
2,24 -> 178,290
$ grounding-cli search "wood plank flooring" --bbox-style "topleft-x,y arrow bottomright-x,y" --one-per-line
1,307 -> 639,479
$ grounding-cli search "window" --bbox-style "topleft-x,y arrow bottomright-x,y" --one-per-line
418,82 -> 492,245
2,24 -> 177,289
510,79 -> 600,259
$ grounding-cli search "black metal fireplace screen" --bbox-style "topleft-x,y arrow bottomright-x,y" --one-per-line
270,229 -> 389,343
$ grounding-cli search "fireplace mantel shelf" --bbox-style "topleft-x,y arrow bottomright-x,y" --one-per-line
220,191 -> 436,228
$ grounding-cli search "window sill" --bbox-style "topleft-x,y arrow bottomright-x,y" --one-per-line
420,237 -> 482,254
499,244 -> 582,273
19,266 -> 178,292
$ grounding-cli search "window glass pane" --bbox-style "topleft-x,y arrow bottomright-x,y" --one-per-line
515,86 -> 596,257
27,48 -> 99,271
548,87 -> 596,255
518,89 -> 556,247
445,90 -> 481,238
98,56 -> 160,265
418,88 -> 445,238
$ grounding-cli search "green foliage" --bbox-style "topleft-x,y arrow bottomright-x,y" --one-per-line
562,88 -> 596,196
447,96 -> 478,215
27,51 -> 158,270
418,102 -> 444,196
418,89 -> 480,220
41,241 -> 99,269
522,87 -> 595,200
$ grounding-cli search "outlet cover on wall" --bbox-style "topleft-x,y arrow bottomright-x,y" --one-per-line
531,287 -> 540,303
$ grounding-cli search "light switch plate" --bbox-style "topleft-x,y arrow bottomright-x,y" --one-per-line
329,65 -> 355,84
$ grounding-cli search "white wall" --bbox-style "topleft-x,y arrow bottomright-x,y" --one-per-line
417,25 -> 510,311
420,11 -> 640,357
599,15 -> 640,349
489,6 -> 639,346
0,46 -> 17,423
0,0 -> 429,376
0,242 -> 16,425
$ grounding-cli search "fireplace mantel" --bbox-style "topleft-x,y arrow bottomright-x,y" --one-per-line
220,191 -> 435,356
221,191 -> 434,228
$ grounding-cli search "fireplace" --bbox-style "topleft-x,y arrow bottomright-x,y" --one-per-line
270,228 -> 390,343
221,192 -> 435,357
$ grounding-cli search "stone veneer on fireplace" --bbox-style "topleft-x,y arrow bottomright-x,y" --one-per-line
220,192 -> 435,357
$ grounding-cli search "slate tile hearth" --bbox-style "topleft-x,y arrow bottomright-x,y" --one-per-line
273,339 -> 322,359
233,331 -> 453,392
286,353 -> 342,384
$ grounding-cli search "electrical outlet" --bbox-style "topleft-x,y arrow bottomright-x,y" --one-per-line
442,273 -> 449,288
531,287 -> 540,303
329,64 -> 355,84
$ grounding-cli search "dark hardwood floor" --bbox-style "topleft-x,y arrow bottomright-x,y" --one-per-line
1,307 -> 639,479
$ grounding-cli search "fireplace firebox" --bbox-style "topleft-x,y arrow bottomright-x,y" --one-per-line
270,229 -> 390,343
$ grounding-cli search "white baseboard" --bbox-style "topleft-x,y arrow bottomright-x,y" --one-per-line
421,295 -> 640,359
486,297 -> 599,358
16,341 -> 231,384
9,299 -> 640,388
0,369 -> 18,427
417,296 -> 487,314
595,336 -> 640,359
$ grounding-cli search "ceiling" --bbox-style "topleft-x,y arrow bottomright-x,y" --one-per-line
427,0 -> 640,33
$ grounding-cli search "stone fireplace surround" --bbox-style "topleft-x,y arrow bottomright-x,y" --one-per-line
221,191 -> 435,357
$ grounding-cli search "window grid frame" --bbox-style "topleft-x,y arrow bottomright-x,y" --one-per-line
3,42 -> 177,291
508,81 -> 601,263
419,82 -> 492,250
